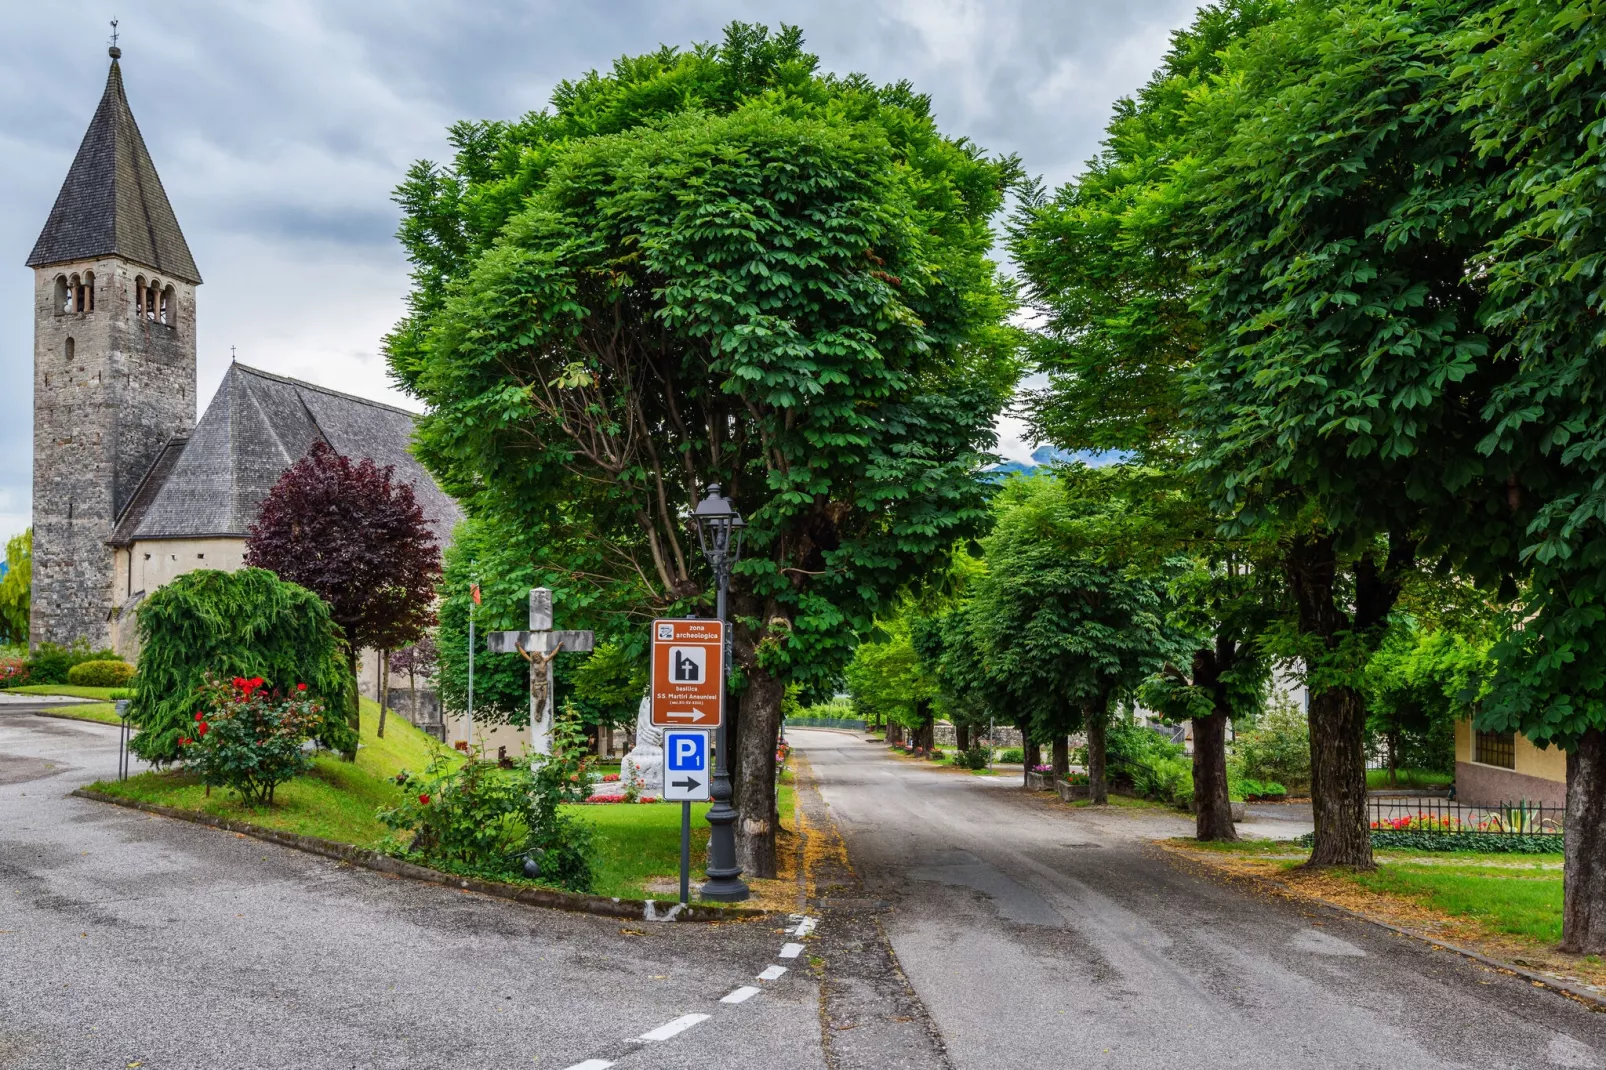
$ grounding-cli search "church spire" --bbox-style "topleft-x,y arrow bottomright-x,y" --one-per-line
26,45 -> 201,283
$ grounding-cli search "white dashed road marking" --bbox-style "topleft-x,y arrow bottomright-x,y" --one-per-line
779,942 -> 804,959
721,985 -> 762,1004
561,1061 -> 613,1070
790,916 -> 818,936
639,1013 -> 710,1042
758,964 -> 788,981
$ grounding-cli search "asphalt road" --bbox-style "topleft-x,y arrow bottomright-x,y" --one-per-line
792,728 -> 1606,1070
0,705 -> 824,1070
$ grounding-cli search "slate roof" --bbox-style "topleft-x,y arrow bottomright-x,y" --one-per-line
110,364 -> 461,546
26,54 -> 201,283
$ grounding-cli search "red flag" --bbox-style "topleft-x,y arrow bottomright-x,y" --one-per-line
470,584 -> 481,605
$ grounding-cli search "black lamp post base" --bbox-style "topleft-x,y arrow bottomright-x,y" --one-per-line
699,874 -> 751,902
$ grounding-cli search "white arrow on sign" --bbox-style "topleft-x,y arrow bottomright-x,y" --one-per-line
665,710 -> 707,721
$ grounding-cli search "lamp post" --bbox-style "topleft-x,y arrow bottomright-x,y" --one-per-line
693,484 -> 750,902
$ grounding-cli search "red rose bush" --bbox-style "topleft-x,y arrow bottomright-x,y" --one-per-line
178,674 -> 321,806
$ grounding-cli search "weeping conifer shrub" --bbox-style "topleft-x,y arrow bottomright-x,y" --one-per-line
130,568 -> 355,764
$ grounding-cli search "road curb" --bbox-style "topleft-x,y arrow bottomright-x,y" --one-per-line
71,788 -> 769,924
1159,843 -> 1606,1013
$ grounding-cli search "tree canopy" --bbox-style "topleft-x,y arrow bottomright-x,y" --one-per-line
386,22 -> 1022,876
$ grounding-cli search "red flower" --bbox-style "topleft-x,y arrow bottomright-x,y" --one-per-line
178,736 -> 191,746
195,711 -> 205,722
296,683 -> 308,692
196,722 -> 209,737
419,793 -> 431,805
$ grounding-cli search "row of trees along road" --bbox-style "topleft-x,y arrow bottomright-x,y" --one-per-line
1008,0 -> 1606,951
385,24 -> 1022,877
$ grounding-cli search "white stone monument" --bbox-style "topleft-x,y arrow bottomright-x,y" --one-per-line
486,588 -> 594,755
621,694 -> 664,793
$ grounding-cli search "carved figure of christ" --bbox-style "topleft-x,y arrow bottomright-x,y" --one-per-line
486,588 -> 595,755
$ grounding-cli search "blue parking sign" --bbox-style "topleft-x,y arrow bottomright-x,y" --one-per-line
663,730 -> 710,801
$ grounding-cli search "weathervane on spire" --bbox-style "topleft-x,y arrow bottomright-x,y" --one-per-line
109,19 -> 121,59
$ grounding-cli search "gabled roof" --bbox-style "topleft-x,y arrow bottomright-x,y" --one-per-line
110,364 -> 461,546
26,53 -> 200,284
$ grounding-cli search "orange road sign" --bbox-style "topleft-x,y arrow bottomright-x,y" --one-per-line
651,618 -> 724,728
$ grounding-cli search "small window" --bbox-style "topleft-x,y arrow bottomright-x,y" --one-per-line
1475,730 -> 1515,769
54,275 -> 69,314
135,276 -> 146,317
65,337 -> 74,361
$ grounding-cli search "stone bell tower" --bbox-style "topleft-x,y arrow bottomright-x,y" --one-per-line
26,45 -> 201,649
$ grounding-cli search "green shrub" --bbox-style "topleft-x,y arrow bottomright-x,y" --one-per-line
27,640 -> 117,685
178,675 -> 320,805
130,569 -> 354,764
997,747 -> 1024,764
1296,830 -> 1563,854
1130,753 -> 1193,804
1233,695 -> 1311,790
66,659 -> 135,687
379,708 -> 595,892
956,745 -> 991,770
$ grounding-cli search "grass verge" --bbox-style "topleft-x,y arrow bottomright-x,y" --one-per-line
4,684 -> 121,700
88,701 -> 790,906
1164,836 -> 1597,988
34,702 -> 120,725
1367,767 -> 1453,791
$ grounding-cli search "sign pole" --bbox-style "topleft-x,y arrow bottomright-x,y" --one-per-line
467,581 -> 479,727
680,800 -> 691,905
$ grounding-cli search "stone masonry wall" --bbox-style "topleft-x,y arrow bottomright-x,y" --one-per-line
31,259 -> 196,649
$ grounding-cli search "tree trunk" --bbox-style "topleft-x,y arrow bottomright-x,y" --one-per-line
1085,702 -> 1109,805
1193,710 -> 1237,842
1563,729 -> 1606,953
377,652 -> 389,739
734,662 -> 783,879
343,650 -> 360,760
407,668 -> 417,734
1305,685 -> 1373,868
1052,736 -> 1069,781
887,720 -> 903,746
957,724 -> 971,753
1023,738 -> 1041,786
921,705 -> 935,754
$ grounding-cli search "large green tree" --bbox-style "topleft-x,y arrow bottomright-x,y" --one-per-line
387,24 -> 1020,876
0,528 -> 30,647
1007,3 -> 1283,841
965,471 -> 1181,803
1458,0 -> 1606,950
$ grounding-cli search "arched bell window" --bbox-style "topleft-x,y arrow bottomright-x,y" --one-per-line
134,276 -> 146,318
160,285 -> 173,326
81,271 -> 95,312
54,275 -> 69,314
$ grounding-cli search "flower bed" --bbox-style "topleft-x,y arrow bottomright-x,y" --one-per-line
584,793 -> 661,804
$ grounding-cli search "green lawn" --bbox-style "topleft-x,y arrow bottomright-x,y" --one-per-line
86,701 -> 777,902
5,684 -> 122,700
1367,768 -> 1454,791
1173,837 -> 1563,944
1346,860 -> 1562,943
37,702 -> 120,725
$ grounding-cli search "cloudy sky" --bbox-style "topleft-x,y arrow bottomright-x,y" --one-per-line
0,0 -> 1205,545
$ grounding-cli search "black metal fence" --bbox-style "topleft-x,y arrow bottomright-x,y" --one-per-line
1367,796 -> 1564,835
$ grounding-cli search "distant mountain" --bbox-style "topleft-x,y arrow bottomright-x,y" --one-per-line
986,445 -> 1125,478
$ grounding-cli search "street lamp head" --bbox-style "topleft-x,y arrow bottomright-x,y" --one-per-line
693,484 -> 745,570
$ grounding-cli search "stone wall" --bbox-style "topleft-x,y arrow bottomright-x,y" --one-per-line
1455,761 -> 1567,809
32,259 -> 196,649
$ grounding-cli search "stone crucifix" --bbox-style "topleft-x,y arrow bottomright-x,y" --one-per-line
486,588 -> 594,755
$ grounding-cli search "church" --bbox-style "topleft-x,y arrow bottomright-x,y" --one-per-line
26,48 -> 462,715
